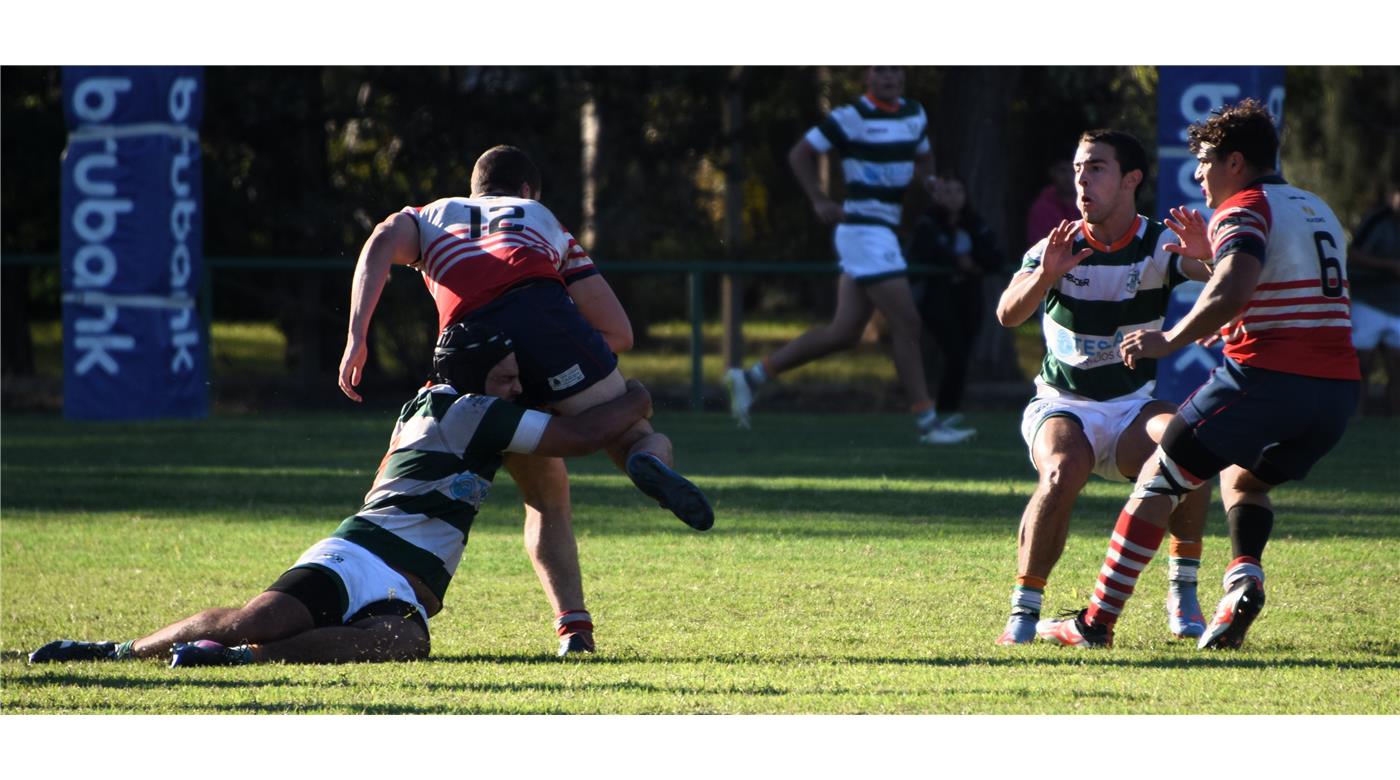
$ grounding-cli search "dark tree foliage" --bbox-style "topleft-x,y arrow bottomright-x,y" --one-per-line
4,65 -> 1399,391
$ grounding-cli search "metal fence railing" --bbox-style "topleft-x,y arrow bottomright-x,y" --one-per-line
3,253 -> 958,410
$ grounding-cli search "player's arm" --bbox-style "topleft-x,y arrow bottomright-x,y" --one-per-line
1122,251 -> 1261,368
788,137 -> 843,224
1161,251 -> 1261,346
567,274 -> 634,353
531,380 -> 652,457
913,151 -> 942,199
1349,244 -> 1400,276
996,219 -> 1091,327
338,212 -> 420,402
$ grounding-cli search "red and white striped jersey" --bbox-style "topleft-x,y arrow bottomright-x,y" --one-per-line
1209,176 -> 1360,380
402,196 -> 598,331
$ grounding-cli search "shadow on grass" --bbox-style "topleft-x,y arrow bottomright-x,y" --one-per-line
431,650 -> 1400,672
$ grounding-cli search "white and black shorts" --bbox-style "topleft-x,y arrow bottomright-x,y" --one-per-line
1019,382 -> 1156,483
267,537 -> 429,637
834,223 -> 907,284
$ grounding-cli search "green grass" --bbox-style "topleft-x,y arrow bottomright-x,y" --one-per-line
3,408 -> 1398,714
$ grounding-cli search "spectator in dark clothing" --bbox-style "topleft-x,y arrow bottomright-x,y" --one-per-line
906,175 -> 1004,438
1349,183 -> 1400,415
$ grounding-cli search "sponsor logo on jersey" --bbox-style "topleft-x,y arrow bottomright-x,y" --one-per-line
548,364 -> 585,392
1125,267 -> 1142,296
318,553 -> 345,564
448,471 -> 490,509
1049,319 -> 1128,368
1063,272 -> 1091,287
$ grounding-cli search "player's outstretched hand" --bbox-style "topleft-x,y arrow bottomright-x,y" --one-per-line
1163,206 -> 1212,261
1121,328 -> 1173,369
1040,219 -> 1093,278
338,338 -> 367,403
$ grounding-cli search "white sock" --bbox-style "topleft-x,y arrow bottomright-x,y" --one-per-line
746,362 -> 768,386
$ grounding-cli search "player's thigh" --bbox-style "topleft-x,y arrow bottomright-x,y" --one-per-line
235,590 -> 317,638
1114,400 -> 1176,479
550,368 -> 626,416
829,274 -> 876,336
1029,414 -> 1095,488
862,276 -> 923,333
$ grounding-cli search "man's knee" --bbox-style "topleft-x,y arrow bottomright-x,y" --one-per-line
1035,451 -> 1093,495
1131,416 -> 1228,508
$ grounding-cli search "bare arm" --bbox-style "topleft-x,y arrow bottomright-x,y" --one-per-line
1121,252 -> 1262,369
337,212 -> 421,402
914,151 -> 940,198
568,274 -> 634,353
996,219 -> 1091,327
1349,245 -> 1400,277
532,380 -> 652,457
1162,252 -> 1261,346
788,138 -> 843,224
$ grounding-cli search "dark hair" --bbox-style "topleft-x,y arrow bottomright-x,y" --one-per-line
470,145 -> 541,197
430,322 -> 515,394
1078,129 -> 1149,195
1186,98 -> 1279,172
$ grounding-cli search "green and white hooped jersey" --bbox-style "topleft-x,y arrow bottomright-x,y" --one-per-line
332,385 -> 549,603
1020,216 -> 1190,401
805,95 -> 930,229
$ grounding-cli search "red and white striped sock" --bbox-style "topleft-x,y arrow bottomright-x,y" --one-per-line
1222,556 -> 1265,590
1085,510 -> 1166,629
555,610 -> 593,638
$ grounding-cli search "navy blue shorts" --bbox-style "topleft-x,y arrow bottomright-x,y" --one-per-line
458,281 -> 618,407
1179,358 -> 1358,483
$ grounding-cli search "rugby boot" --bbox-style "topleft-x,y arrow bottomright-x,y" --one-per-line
1198,576 -> 1265,650
626,452 -> 714,531
169,640 -> 252,668
919,420 -> 977,444
995,609 -> 1040,646
1036,609 -> 1113,648
28,640 -> 118,664
1167,582 -> 1206,639
557,631 -> 595,658
724,368 -> 753,429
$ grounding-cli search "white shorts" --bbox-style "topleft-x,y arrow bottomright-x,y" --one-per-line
1019,383 -> 1155,483
834,223 -> 907,282
288,537 -> 427,625
1351,299 -> 1400,351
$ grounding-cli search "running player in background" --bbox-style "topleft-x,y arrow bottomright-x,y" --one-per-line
724,66 -> 973,444
338,146 -> 713,656
1037,99 -> 1361,649
994,129 -> 1213,645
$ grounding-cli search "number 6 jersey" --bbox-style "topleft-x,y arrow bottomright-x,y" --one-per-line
402,196 -> 600,331
1208,176 -> 1360,380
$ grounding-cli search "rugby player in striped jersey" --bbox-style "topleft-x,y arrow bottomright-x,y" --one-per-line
338,145 -> 713,655
994,129 -> 1215,646
725,66 -> 973,443
30,323 -> 654,666
1038,99 -> 1361,649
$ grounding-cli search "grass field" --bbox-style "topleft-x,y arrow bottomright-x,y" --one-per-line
3,405 -> 1398,716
